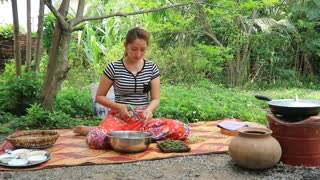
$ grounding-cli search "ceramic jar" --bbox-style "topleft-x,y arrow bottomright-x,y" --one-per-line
228,127 -> 282,169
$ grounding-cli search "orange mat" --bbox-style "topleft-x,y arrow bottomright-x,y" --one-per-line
0,119 -> 237,171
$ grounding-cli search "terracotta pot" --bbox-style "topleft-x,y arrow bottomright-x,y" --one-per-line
229,127 -> 282,169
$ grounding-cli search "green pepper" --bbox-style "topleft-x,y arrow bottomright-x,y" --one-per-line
129,104 -> 134,111
129,104 -> 134,117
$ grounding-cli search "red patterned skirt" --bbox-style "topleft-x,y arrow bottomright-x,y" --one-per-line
86,106 -> 189,149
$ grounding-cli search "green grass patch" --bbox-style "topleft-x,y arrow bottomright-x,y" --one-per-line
156,84 -> 320,125
1,81 -> 319,134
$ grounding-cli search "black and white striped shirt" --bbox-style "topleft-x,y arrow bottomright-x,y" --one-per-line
104,59 -> 160,105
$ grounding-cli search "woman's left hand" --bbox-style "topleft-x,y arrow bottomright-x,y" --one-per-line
143,109 -> 153,122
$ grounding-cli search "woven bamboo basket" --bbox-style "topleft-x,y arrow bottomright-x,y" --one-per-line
6,130 -> 59,149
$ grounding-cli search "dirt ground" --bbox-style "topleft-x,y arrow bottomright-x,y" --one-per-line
1,135 -> 320,180
0,153 -> 320,180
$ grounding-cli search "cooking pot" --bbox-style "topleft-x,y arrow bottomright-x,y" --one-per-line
107,131 -> 152,153
255,95 -> 320,117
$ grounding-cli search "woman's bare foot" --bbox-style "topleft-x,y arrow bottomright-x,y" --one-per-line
73,126 -> 95,136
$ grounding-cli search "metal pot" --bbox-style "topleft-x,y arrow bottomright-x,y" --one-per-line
255,95 -> 320,117
107,131 -> 152,153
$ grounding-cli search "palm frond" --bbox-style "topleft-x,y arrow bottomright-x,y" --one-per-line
253,18 -> 298,35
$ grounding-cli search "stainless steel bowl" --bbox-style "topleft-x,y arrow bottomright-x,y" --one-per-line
107,131 -> 152,153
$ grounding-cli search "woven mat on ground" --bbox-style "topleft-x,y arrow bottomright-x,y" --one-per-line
0,118 -> 238,171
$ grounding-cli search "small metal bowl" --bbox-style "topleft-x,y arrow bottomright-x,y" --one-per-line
108,131 -> 152,153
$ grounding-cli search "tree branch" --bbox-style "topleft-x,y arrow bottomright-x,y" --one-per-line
73,26 -> 84,31
194,3 -> 223,47
71,0 -> 85,26
200,30 -> 223,47
43,0 -> 69,30
167,0 -> 189,14
73,2 -> 201,27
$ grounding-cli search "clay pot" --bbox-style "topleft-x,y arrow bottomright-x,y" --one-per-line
229,127 -> 282,169
267,112 -> 320,166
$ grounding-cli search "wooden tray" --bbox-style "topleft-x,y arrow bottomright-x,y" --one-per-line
157,140 -> 191,153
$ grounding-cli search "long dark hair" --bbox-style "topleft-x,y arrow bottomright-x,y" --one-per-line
124,27 -> 150,56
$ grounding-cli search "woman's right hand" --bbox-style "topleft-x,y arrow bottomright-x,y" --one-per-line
117,104 -> 133,120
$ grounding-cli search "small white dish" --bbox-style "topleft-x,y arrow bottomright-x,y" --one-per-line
7,159 -> 28,166
27,155 -> 47,163
27,150 -> 48,158
0,154 -> 18,163
11,149 -> 31,159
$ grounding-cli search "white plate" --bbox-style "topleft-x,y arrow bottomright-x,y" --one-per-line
0,150 -> 51,168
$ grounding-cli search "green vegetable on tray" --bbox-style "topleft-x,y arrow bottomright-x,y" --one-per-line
157,140 -> 191,153
160,140 -> 186,149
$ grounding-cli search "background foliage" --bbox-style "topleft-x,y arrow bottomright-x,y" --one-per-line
0,0 -> 319,133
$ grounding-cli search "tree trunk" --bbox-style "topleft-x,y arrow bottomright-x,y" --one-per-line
11,0 -> 21,76
39,0 -> 70,110
238,10 -> 256,86
235,51 -> 241,85
26,0 -> 32,71
230,9 -> 257,86
227,60 -> 235,86
33,0 -> 45,72
40,30 -> 72,110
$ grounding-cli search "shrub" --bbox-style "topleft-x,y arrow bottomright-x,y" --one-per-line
0,69 -> 43,116
24,103 -> 73,129
53,87 -> 93,118
147,42 -> 231,85
0,24 -> 14,39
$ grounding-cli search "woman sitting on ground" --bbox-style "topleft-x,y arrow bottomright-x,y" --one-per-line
74,27 -> 189,149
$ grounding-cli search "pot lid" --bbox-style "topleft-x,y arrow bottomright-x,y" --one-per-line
269,99 -> 320,108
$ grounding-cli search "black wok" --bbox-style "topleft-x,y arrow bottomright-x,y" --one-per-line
255,95 -> 320,117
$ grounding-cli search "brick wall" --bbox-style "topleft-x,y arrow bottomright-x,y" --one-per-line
0,34 -> 37,71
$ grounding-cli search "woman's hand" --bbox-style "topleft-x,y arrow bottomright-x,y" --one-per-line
143,109 -> 153,122
117,104 -> 132,120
